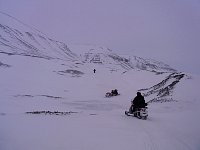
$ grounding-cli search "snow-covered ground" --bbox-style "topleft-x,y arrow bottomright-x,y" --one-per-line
1,12 -> 200,150
0,53 -> 200,150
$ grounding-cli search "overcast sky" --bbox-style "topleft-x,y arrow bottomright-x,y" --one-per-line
0,0 -> 200,74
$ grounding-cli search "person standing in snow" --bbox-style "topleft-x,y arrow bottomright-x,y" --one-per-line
93,69 -> 96,73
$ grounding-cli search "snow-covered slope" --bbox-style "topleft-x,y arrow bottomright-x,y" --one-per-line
0,11 -> 176,74
1,12 -> 200,150
1,50 -> 200,150
68,44 -> 176,73
0,11 -> 182,102
0,12 -> 78,61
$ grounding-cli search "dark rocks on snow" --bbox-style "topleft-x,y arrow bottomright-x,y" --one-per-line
26,111 -> 78,115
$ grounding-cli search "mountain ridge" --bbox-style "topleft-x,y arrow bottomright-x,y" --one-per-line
0,12 -> 176,74
0,12 -> 185,102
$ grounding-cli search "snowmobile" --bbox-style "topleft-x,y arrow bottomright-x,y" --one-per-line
105,89 -> 119,98
125,104 -> 148,120
105,92 -> 119,97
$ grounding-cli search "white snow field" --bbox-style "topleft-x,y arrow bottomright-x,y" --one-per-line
0,53 -> 200,150
0,12 -> 200,150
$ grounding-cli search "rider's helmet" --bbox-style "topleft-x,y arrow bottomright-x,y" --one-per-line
137,92 -> 141,96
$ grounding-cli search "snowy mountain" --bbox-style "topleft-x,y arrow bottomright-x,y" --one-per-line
67,44 -> 177,73
0,12 -> 78,61
0,11 -> 182,102
0,12 -> 176,74
1,12 -> 200,150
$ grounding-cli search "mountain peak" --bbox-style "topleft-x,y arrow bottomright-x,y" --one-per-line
0,12 -> 176,73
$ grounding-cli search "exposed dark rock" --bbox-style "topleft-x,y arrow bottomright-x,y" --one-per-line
57,69 -> 84,77
38,95 -> 62,99
0,61 -> 10,68
26,111 -> 78,115
14,94 -> 34,98
14,94 -> 63,99
139,73 -> 185,103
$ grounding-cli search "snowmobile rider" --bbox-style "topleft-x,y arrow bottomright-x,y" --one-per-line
111,89 -> 118,96
129,92 -> 146,113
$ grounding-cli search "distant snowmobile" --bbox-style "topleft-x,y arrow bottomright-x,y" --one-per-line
105,89 -> 119,97
125,103 -> 148,120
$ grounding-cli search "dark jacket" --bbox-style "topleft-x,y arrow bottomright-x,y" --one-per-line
132,94 -> 145,108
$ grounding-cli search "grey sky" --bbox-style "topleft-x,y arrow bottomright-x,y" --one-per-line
0,0 -> 200,74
